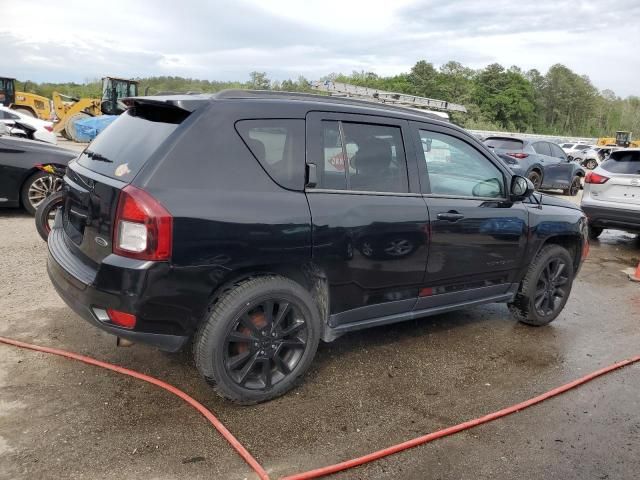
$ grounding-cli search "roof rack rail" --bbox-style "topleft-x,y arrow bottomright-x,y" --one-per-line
213,89 -> 452,120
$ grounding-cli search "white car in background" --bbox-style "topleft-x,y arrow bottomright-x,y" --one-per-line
573,147 -> 601,169
0,105 -> 57,144
581,149 -> 640,239
560,142 -> 593,160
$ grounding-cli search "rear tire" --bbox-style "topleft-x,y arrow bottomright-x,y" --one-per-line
564,176 -> 581,196
194,276 -> 321,404
13,107 -> 36,118
20,171 -> 63,215
589,226 -> 603,239
64,112 -> 91,142
35,191 -> 65,241
527,171 -> 542,190
509,244 -> 575,326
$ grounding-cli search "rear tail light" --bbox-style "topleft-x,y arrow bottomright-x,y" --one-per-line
507,152 -> 529,159
106,308 -> 137,329
44,125 -> 53,132
113,185 -> 173,260
585,171 -> 609,184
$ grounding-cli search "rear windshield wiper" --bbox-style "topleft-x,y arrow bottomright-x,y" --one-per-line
84,149 -> 113,163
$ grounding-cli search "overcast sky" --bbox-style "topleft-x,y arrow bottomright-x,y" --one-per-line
2,0 -> 639,96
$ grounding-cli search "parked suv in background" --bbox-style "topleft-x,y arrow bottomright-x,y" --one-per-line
484,137 -> 585,195
581,149 -> 640,239
47,91 -> 588,404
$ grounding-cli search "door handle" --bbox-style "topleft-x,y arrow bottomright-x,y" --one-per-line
437,211 -> 464,222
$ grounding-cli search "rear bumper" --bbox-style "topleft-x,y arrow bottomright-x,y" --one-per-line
47,225 -> 189,352
581,203 -> 640,231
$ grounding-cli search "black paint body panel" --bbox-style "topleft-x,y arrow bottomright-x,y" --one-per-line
46,95 -> 588,349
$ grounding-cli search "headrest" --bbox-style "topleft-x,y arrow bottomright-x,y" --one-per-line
350,138 -> 392,171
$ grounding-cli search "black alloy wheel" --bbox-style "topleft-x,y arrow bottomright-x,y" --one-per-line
194,275 -> 320,404
533,257 -> 570,318
224,299 -> 308,390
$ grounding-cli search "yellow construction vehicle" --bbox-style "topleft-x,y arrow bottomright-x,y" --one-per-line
52,76 -> 139,141
0,76 -> 52,119
596,131 -> 640,148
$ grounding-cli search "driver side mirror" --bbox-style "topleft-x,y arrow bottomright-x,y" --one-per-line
510,175 -> 534,201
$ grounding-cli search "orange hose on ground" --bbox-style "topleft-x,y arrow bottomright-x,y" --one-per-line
282,354 -> 640,480
0,336 -> 270,480
1,335 -> 638,480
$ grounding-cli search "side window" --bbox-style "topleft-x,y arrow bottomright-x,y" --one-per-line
550,143 -> 566,159
341,123 -> 408,193
532,142 -> 551,156
236,119 -> 305,190
319,120 -> 347,189
316,121 -> 409,193
419,130 -> 505,198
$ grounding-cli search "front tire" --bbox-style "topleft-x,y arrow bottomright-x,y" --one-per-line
194,276 -> 321,404
509,244 -> 575,326
585,159 -> 597,170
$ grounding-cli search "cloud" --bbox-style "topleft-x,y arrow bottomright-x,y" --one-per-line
0,0 -> 638,96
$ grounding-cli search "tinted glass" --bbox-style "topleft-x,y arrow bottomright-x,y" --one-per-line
340,122 -> 408,193
318,120 -> 347,189
601,151 -> 640,174
532,142 -> 552,156
76,106 -> 187,182
561,143 -> 574,148
420,130 -> 505,198
484,138 -> 523,150
575,144 -> 590,151
550,143 -> 566,158
236,119 -> 305,190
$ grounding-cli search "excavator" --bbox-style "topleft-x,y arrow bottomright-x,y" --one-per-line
0,76 -> 52,119
596,131 -> 640,148
52,76 -> 139,141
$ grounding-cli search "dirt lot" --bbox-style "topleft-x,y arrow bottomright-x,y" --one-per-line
1,195 -> 639,480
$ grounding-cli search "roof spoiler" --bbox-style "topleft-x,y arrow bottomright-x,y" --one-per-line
122,94 -> 215,112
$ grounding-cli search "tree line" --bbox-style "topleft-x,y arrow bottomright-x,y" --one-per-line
16,61 -> 640,138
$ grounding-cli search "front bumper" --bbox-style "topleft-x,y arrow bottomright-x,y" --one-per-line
47,225 -> 188,352
581,202 -> 640,232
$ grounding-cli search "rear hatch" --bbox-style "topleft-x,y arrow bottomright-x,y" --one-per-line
592,150 -> 640,206
483,137 -> 526,164
62,100 -> 191,267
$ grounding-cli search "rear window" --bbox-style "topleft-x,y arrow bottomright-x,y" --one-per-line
76,106 -> 187,182
484,138 -> 523,150
236,119 -> 305,190
575,144 -> 590,151
601,151 -> 640,174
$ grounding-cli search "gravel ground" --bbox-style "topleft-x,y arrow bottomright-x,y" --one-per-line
0,193 -> 639,480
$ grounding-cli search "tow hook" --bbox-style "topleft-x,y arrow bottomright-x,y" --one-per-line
116,337 -> 134,347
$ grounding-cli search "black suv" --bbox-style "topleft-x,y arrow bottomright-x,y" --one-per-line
48,91 -> 588,404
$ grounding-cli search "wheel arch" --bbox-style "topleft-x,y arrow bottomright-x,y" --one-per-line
538,234 -> 583,272
203,262 -> 329,336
